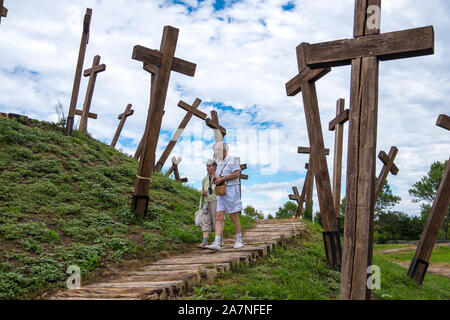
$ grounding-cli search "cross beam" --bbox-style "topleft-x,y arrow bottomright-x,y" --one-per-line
78,55 -> 106,133
206,110 -> 226,143
75,109 -> 97,119
111,104 -> 134,148
132,25 -> 196,217
375,147 -> 399,202
436,114 -> 450,131
285,49 -> 340,270
155,98 -> 206,172
1,0 -> 7,24
330,99 -> 350,219
166,157 -> 188,183
408,115 -> 450,284
298,147 -> 330,155
66,8 -> 92,136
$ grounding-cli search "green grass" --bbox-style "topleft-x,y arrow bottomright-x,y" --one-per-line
0,117 -> 254,299
189,222 -> 450,300
379,245 -> 450,264
373,243 -> 410,251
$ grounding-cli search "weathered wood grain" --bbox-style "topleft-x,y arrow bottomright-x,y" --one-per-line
436,114 -> 450,131
111,104 -> 134,148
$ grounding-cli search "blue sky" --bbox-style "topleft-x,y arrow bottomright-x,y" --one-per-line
0,0 -> 449,216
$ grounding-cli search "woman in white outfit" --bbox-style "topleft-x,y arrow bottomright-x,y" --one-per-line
206,142 -> 244,251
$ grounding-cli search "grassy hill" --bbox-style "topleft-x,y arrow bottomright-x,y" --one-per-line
0,116 -> 254,299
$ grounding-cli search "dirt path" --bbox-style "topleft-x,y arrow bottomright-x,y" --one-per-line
49,219 -> 305,300
394,261 -> 450,278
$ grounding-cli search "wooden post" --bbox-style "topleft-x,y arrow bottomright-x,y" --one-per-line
286,52 -> 341,270
155,98 -> 207,172
131,26 -> 196,218
299,0 -> 434,300
66,8 -> 92,136
329,99 -> 349,220
206,110 -> 226,144
289,186 -> 304,218
0,0 -> 8,24
111,104 -> 134,148
408,115 -> 450,284
237,157 -> 248,199
375,147 -> 399,201
77,55 -> 106,133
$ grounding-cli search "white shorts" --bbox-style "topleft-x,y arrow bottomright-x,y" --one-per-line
217,184 -> 243,214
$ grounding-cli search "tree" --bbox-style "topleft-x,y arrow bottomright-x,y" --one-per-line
274,201 -> 297,219
409,160 -> 449,240
243,205 -> 264,220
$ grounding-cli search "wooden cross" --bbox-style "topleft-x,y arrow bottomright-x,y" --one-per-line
155,98 -> 207,172
375,146 -> 399,201
237,158 -> 248,198
165,157 -> 188,183
131,25 -> 196,217
77,55 -> 106,133
66,8 -> 92,136
206,110 -> 226,143
329,99 -> 350,220
408,114 -> 450,284
111,104 -> 134,148
286,47 -> 340,269
297,147 -> 330,213
300,0 -> 434,300
289,186 -> 305,218
0,0 -> 7,24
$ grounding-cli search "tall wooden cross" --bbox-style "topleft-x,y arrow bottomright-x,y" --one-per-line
300,0 -> 434,300
329,99 -> 350,221
77,55 -> 106,133
285,38 -> 341,271
289,186 -> 304,218
408,114 -> 450,285
66,8 -> 92,136
375,146 -> 399,201
0,0 -> 7,24
206,110 -> 226,143
111,104 -> 134,148
155,98 -> 207,172
166,157 -> 188,183
131,25 -> 196,218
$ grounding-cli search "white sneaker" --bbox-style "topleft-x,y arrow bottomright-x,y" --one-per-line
206,241 -> 221,251
234,240 -> 244,249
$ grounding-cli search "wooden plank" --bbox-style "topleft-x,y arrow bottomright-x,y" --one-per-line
172,57 -> 196,77
1,0 -> 7,21
304,26 -> 434,69
329,108 -> 350,131
298,147 -> 330,155
436,114 -> 450,131
177,100 -> 207,120
66,8 -> 92,136
331,99 -> 347,218
285,68 -> 331,97
132,46 -> 162,67
83,64 -> 106,76
375,147 -> 399,203
75,109 -> 97,119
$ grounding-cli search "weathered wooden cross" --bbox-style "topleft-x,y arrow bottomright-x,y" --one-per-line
408,114 -> 450,284
237,157 -> 248,197
299,0 -> 434,300
289,186 -> 305,218
375,146 -> 399,201
165,157 -> 188,183
66,8 -> 92,136
329,99 -> 350,221
0,0 -> 8,24
76,55 -> 106,133
111,104 -> 134,148
206,110 -> 226,144
131,25 -> 196,217
297,147 -> 330,213
285,48 -> 341,271
155,98 -> 207,172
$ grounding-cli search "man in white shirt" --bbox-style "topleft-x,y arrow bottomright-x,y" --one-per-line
206,142 -> 244,250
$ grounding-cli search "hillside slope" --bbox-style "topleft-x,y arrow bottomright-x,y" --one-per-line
0,117 -> 254,299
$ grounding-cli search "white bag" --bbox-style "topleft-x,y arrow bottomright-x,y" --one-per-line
194,195 -> 203,227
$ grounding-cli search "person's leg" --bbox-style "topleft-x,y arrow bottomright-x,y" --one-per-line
229,212 -> 242,234
215,211 -> 225,237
